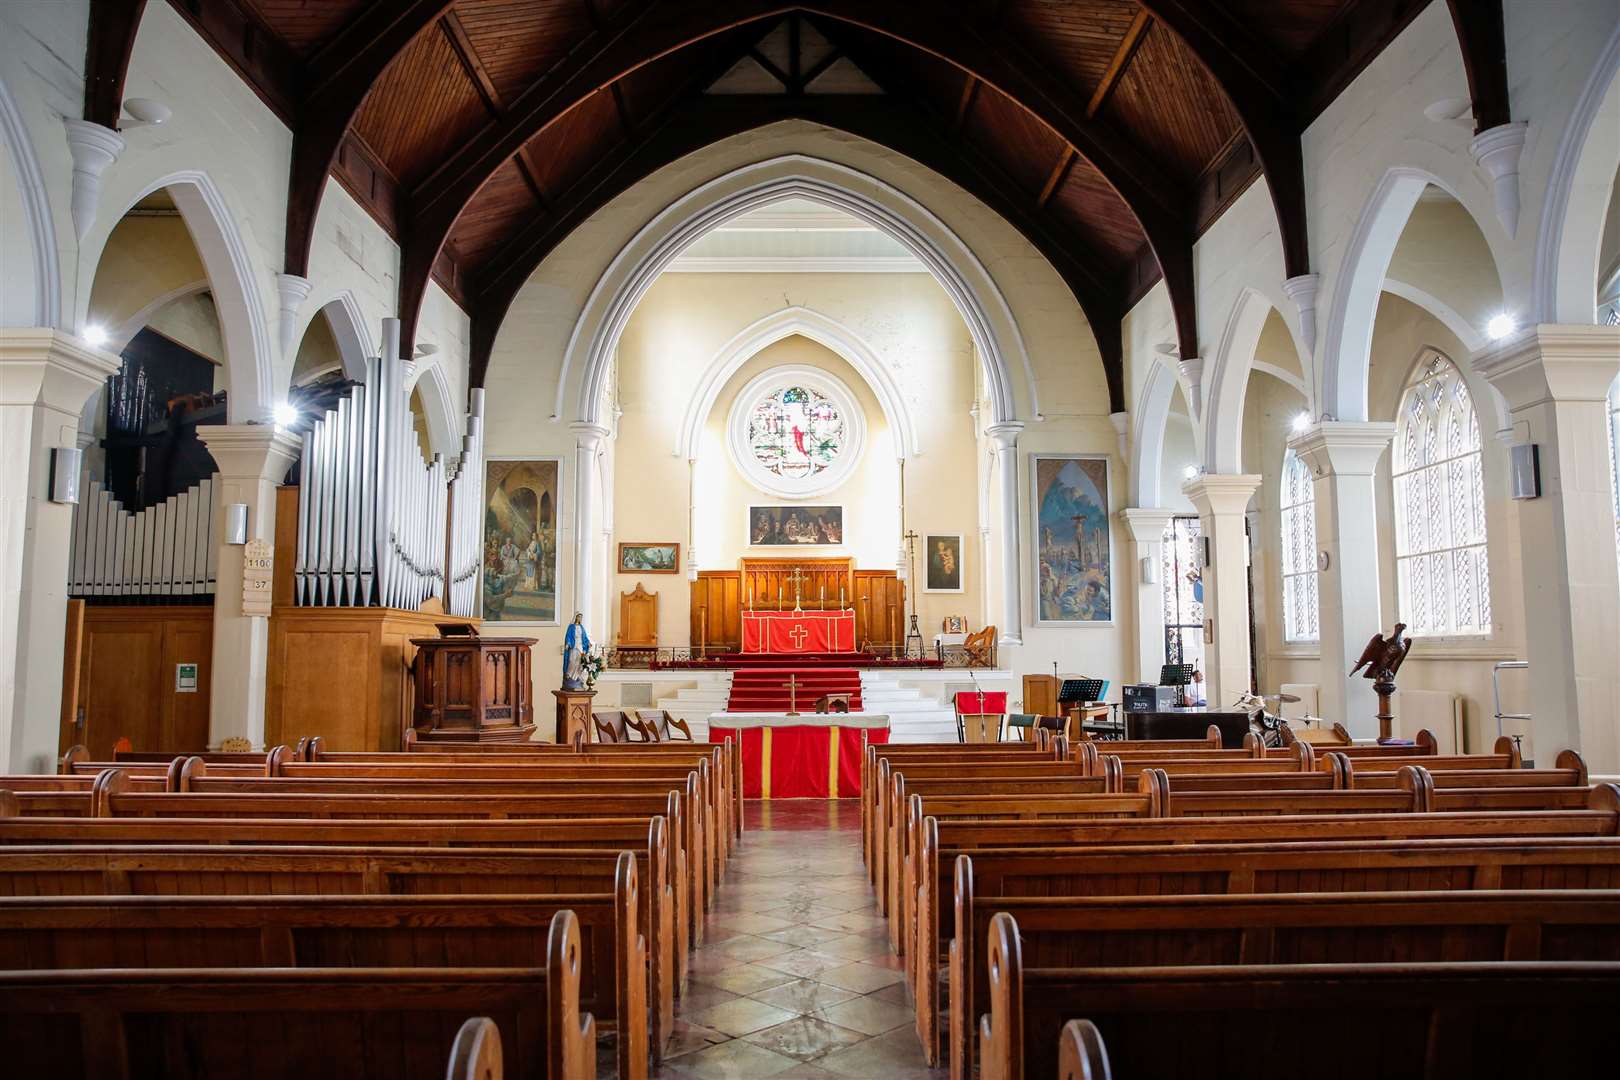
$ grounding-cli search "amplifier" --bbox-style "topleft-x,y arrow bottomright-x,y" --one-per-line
1122,684 -> 1178,712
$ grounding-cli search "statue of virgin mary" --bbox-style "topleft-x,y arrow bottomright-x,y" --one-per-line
562,612 -> 591,690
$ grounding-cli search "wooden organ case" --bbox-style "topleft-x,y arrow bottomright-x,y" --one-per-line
409,628 -> 536,743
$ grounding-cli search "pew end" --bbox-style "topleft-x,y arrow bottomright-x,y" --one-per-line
448,1017 -> 504,1080
57,744 -> 87,775
1057,1020 -> 1111,1080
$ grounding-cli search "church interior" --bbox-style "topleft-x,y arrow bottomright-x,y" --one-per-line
2,1 -> 1619,1076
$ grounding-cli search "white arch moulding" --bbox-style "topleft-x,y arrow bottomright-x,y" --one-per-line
107,278 -> 210,352
1319,166 -> 1508,423
407,358 -> 460,460
675,305 -> 919,462
1534,22 -> 1620,326
88,170 -> 274,423
557,156 -> 1037,430
1202,289 -> 1303,474
0,71 -> 61,329
1128,358 -> 1185,508
312,292 -> 377,385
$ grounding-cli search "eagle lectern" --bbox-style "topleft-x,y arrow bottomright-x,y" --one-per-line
410,626 -> 536,743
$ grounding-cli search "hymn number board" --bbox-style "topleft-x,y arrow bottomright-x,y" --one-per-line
242,539 -> 273,617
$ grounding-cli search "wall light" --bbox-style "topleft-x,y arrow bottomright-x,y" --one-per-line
1486,313 -> 1518,341
273,402 -> 300,429
1291,412 -> 1312,434
82,324 -> 108,347
1182,464 -> 1200,481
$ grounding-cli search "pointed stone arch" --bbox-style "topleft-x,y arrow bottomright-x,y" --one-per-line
0,71 -> 60,329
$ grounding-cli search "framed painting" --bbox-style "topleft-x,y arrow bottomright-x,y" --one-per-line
483,457 -> 562,624
924,533 -> 964,592
748,505 -> 844,546
1031,455 -> 1114,624
618,542 -> 680,574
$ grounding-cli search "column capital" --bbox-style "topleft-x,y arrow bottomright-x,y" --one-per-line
570,421 -> 612,451
63,119 -> 125,242
0,328 -> 122,413
197,423 -> 301,481
984,420 -> 1024,450
1182,473 -> 1261,516
1176,356 -> 1205,418
1118,506 -> 1177,543
1289,420 -> 1396,479
1473,324 -> 1620,408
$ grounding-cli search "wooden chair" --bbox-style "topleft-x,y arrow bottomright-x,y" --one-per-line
592,711 -> 624,743
962,625 -> 996,667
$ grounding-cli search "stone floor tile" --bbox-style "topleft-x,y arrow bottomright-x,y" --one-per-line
741,1015 -> 869,1061
663,1020 -> 732,1060
814,960 -> 909,994
711,933 -> 802,962
689,962 -> 799,996
657,1037 -> 804,1079
758,924 -> 853,949
747,977 -> 859,1015
752,949 -> 843,980
686,996 -> 800,1038
813,1026 -> 942,1078
814,993 -> 916,1036
713,912 -> 796,935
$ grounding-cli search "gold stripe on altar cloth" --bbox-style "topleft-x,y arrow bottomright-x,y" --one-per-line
827,726 -> 840,799
760,727 -> 772,800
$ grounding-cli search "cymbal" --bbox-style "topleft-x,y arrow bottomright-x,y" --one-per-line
1260,692 -> 1301,704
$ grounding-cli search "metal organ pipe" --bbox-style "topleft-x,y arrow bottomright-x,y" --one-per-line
67,479 -> 219,598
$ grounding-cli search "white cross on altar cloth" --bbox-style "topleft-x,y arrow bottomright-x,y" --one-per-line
788,624 -> 809,650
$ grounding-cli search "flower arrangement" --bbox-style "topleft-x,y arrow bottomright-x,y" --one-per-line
580,647 -> 607,689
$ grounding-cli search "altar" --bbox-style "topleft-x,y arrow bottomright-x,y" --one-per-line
709,713 -> 889,799
740,609 -> 856,653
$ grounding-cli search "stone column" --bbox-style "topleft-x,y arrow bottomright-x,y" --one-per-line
569,423 -> 611,629
0,330 -> 122,772
1182,474 -> 1261,708
1474,325 -> 1620,770
197,425 -> 300,750
985,422 -> 1024,645
1120,508 -> 1176,683
1290,421 -> 1396,737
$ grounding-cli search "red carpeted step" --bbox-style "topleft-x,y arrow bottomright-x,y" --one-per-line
725,666 -> 864,712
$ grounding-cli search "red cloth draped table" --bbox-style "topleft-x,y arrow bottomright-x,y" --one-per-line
739,610 -> 856,653
709,714 -> 889,798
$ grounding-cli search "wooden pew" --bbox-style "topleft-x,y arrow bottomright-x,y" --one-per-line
0,854 -> 648,1079
1073,726 -> 1223,749
0,909 -> 596,1080
1035,963 -> 1618,1080
959,890 -> 1620,1079
1080,741 -> 1317,776
905,835 -> 1620,1063
1336,749 -> 1586,789
0,837 -> 678,1060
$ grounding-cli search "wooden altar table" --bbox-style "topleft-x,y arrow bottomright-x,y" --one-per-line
740,609 -> 856,654
708,713 -> 889,799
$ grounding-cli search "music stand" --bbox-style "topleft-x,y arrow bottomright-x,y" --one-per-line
1159,663 -> 1196,707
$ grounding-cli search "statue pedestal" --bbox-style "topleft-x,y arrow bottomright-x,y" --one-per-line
553,688 -> 596,745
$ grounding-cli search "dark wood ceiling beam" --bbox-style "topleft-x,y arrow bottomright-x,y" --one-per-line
1036,149 -> 1075,209
85,0 -> 149,128
1136,0 -> 1310,281
796,46 -> 844,92
954,75 -> 978,129
282,0 -> 456,277
439,12 -> 550,207
1087,9 -> 1150,118
1445,0 -> 1511,133
468,93 -> 1130,409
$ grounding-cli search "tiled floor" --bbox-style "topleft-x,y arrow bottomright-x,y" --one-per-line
650,799 -> 946,1079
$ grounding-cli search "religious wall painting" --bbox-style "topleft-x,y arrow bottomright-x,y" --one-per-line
1032,455 -> 1113,624
748,505 -> 844,547
483,458 -> 561,623
618,542 -> 680,574
924,533 -> 964,592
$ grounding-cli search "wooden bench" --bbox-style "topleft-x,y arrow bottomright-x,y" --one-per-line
0,837 -> 678,1060
1335,749 -> 1586,788
1073,726 -> 1223,749
1037,963 -> 1617,1080
959,890 -> 1620,1078
0,909 -> 596,1080
905,836 -> 1620,1063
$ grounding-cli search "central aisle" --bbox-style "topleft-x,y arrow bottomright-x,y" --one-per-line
652,800 -> 944,1078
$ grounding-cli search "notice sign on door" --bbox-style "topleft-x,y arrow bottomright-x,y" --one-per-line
176,663 -> 199,693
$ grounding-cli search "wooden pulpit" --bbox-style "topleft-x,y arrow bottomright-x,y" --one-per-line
409,628 -> 536,743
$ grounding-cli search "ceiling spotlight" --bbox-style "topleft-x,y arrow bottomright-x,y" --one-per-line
1485,313 -> 1518,341
273,402 -> 300,429
1182,464 -> 1200,480
122,98 -> 171,128
1291,412 -> 1312,434
82,324 -> 108,347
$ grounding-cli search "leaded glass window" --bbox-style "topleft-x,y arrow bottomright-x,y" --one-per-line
1280,448 -> 1319,642
1392,352 -> 1492,636
746,384 -> 846,480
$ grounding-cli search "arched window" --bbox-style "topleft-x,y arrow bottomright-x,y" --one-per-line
1279,448 -> 1319,642
1392,352 -> 1492,636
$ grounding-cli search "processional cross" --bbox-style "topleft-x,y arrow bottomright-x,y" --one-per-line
782,673 -> 801,716
784,565 -> 811,610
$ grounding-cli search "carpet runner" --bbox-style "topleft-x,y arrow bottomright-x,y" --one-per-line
725,667 -> 864,712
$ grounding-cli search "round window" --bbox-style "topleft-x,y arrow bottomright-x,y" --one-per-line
727,367 -> 865,498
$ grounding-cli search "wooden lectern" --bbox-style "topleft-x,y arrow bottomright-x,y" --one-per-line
409,628 -> 536,743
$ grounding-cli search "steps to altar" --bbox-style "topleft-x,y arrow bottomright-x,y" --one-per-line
726,667 -> 863,712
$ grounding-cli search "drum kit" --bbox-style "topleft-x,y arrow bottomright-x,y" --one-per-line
1234,690 -> 1302,747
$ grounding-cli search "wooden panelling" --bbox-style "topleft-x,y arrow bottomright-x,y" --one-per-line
962,85 -> 1069,200
447,158 -> 546,268
522,89 -> 625,201
352,23 -> 491,187
1047,157 -> 1146,266
455,0 -> 595,103
241,0 -> 370,56
691,572 -> 741,654
1102,21 -> 1243,184
1010,0 -> 1143,99
1214,0 -> 1355,57
72,606 -> 212,757
854,571 -> 905,650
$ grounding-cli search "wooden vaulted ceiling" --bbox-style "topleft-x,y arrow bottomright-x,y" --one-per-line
137,0 -> 1502,411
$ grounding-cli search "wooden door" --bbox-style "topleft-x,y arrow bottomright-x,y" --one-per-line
691,572 -> 740,654
74,606 -> 212,757
854,571 -> 904,650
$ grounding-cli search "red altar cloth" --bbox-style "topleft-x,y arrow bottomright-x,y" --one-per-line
953,691 -> 1008,714
740,609 -> 856,653
710,719 -> 889,799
